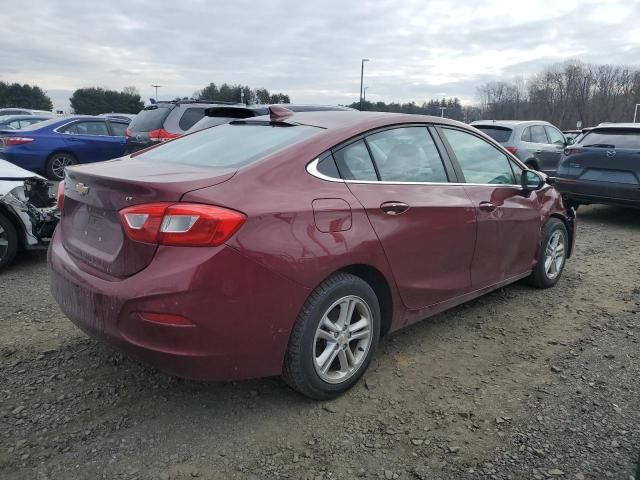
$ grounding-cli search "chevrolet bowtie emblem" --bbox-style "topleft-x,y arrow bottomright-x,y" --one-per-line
75,182 -> 90,195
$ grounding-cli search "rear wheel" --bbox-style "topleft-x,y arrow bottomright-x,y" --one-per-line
46,152 -> 77,181
283,273 -> 380,400
527,218 -> 568,288
0,212 -> 18,270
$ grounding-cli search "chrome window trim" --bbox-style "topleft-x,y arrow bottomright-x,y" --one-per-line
53,119 -> 112,137
306,158 -> 522,188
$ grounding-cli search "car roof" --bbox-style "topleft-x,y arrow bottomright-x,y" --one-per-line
594,122 -> 640,129
471,120 -> 552,128
244,110 -> 466,132
0,114 -> 54,121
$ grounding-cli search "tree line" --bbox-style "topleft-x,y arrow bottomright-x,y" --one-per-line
193,82 -> 290,104
348,97 -> 467,121
0,82 -> 53,110
476,61 -> 640,129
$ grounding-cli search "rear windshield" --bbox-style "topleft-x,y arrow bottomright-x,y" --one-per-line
136,123 -> 321,168
187,116 -> 236,133
474,126 -> 512,143
579,129 -> 640,149
128,106 -> 171,132
14,117 -> 63,131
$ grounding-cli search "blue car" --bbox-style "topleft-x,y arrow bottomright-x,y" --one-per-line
0,115 -> 130,180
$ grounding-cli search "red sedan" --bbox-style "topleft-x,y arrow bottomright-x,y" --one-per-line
49,108 -> 575,399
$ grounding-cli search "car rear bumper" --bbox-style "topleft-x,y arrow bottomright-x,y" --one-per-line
0,150 -> 45,171
48,228 -> 311,381
556,179 -> 640,207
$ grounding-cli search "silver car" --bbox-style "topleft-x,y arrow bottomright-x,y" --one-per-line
471,120 -> 567,174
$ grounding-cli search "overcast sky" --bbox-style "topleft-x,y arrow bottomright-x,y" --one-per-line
3,0 -> 640,111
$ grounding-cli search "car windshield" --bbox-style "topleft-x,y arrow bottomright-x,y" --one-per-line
128,106 -> 171,132
580,129 -> 640,149
136,122 -> 321,168
474,126 -> 512,143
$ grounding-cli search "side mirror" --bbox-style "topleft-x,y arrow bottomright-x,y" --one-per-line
565,137 -> 575,145
521,169 -> 545,191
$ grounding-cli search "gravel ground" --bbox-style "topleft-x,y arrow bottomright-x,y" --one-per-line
1,204 -> 639,480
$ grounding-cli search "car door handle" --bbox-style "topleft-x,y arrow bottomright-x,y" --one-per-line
380,201 -> 410,215
534,150 -> 543,154
479,201 -> 497,212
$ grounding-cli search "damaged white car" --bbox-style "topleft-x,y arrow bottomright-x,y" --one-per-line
0,160 -> 58,270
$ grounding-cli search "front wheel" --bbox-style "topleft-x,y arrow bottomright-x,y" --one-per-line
283,273 -> 381,400
0,212 -> 18,270
527,218 -> 568,288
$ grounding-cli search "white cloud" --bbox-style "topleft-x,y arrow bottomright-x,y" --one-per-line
2,0 -> 639,111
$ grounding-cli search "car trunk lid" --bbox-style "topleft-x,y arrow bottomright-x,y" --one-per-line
60,157 -> 236,277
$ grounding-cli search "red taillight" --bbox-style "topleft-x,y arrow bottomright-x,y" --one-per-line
125,127 -> 131,138
4,137 -> 34,146
56,181 -> 65,210
119,203 -> 246,247
147,128 -> 180,142
505,146 -> 517,155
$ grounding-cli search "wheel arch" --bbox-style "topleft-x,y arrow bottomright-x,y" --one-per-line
334,264 -> 394,337
549,213 -> 574,258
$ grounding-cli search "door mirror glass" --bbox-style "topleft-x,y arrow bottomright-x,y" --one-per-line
565,136 -> 575,145
521,169 -> 545,191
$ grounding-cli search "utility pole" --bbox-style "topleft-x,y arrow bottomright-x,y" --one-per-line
359,58 -> 369,110
151,85 -> 161,100
363,87 -> 368,103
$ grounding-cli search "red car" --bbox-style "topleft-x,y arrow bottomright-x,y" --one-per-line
49,108 -> 576,399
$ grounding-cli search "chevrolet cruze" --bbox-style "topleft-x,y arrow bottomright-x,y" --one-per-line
49,107 -> 576,399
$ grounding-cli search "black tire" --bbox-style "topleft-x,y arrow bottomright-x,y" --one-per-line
46,152 -> 77,181
283,273 -> 381,400
527,218 -> 568,289
0,212 -> 18,271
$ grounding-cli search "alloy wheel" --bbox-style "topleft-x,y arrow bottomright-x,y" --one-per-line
313,295 -> 373,384
51,155 -> 74,179
544,230 -> 566,280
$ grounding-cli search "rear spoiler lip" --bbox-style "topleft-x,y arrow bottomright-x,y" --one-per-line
204,107 -> 262,119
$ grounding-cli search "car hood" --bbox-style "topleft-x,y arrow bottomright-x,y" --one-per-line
0,159 -> 45,196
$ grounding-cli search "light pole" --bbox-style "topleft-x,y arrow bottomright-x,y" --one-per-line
634,103 -> 640,123
363,86 -> 368,103
439,106 -> 447,118
151,85 -> 161,100
359,58 -> 369,110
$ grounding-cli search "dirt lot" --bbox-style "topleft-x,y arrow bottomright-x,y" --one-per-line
1,205 -> 639,480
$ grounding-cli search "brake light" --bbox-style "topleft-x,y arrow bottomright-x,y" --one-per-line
120,203 -> 246,246
505,146 -> 517,155
125,128 -> 131,138
4,137 -> 34,146
56,181 -> 65,210
147,128 -> 180,142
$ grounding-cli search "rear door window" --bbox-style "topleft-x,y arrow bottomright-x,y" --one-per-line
333,140 -> 378,181
136,123 -> 320,168
521,127 -> 532,142
61,121 -> 109,136
128,106 -> 171,132
530,125 -> 549,144
366,127 -> 448,182
109,122 -> 128,136
474,126 -> 512,143
178,108 -> 206,131
580,129 -> 640,149
441,128 -> 516,185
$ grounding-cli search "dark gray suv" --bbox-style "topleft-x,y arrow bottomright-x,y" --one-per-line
471,120 -> 567,174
